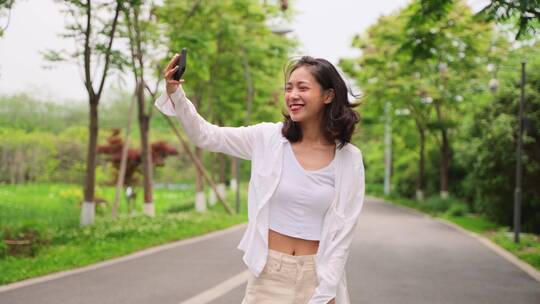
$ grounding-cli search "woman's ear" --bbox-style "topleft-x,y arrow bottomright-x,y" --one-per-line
324,89 -> 335,104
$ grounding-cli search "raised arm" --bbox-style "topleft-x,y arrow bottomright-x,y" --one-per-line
154,86 -> 266,160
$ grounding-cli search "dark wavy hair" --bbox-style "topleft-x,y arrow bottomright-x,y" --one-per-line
281,56 -> 361,150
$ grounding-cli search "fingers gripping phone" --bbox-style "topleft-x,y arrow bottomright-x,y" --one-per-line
173,48 -> 187,81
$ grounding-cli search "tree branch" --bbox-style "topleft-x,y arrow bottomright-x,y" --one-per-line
96,0 -> 121,99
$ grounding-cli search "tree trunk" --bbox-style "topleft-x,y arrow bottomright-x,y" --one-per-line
192,96 -> 206,212
217,118 -> 227,199
435,102 -> 450,198
137,81 -> 154,216
78,0 -> 120,226
384,102 -> 392,195
208,153 -> 217,206
230,156 -> 238,192
219,153 -> 226,183
82,98 -> 98,226
195,146 -> 206,212
440,128 -> 450,198
120,3 -> 156,217
416,123 -> 426,201
112,94 -> 137,218
218,153 -> 226,200
162,114 -> 234,214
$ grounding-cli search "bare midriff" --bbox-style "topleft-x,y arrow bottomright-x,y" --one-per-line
268,228 -> 319,256
266,140 -> 334,256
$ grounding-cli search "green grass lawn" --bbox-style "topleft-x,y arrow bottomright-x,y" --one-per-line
0,183 -> 211,230
0,184 -> 81,231
0,182 -> 248,285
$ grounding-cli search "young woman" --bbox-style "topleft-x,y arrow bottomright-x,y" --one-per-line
155,55 -> 365,304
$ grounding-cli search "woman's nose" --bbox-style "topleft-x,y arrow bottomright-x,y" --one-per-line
288,89 -> 300,99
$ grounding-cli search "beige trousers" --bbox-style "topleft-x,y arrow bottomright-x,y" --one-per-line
241,249 -> 319,304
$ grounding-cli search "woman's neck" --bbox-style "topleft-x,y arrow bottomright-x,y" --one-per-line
298,117 -> 333,147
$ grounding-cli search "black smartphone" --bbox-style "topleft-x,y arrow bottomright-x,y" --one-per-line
173,48 -> 187,81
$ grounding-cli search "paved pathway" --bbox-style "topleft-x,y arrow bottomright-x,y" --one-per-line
1,198 -> 539,303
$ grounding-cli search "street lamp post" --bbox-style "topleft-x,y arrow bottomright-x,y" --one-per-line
488,60 -> 527,244
383,104 -> 410,196
514,61 -> 526,243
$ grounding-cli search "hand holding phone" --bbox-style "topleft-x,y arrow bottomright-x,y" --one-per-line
165,48 -> 188,95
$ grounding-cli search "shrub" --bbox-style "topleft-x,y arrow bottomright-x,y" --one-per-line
445,202 -> 470,217
1,222 -> 51,257
423,196 -> 461,213
0,230 -> 5,258
164,203 -> 194,213
455,47 -> 540,233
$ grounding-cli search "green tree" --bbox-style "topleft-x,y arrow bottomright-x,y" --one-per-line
0,0 -> 15,37
44,0 -> 123,226
410,0 -> 539,42
119,0 -> 164,217
343,1 -> 493,198
158,0 -> 296,207
401,0 -> 492,197
458,43 -> 540,232
476,0 -> 539,40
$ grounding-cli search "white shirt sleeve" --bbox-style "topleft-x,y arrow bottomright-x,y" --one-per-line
154,86 -> 267,161
308,155 -> 365,304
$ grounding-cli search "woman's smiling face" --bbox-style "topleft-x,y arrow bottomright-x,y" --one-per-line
285,66 -> 332,123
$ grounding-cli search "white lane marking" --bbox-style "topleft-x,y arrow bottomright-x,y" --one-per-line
0,223 -> 248,293
179,270 -> 251,304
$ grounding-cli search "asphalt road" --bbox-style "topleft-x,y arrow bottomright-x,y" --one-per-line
1,197 -> 539,304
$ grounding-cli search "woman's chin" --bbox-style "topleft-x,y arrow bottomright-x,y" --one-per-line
290,116 -> 302,122
288,112 -> 303,122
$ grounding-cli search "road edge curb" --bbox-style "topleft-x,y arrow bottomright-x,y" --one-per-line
0,222 -> 248,293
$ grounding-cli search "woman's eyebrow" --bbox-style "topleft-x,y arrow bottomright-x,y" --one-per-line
286,80 -> 311,86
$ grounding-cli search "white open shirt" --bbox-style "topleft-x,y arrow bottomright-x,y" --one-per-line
155,86 -> 366,304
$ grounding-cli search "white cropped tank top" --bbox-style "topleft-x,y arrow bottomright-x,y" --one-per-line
268,142 -> 336,241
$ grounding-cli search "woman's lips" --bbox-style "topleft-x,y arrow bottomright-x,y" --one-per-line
290,104 -> 304,112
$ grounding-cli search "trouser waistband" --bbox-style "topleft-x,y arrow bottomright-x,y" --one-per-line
268,249 -> 316,266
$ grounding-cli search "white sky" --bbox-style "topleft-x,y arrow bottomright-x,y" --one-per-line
0,0 -> 486,103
